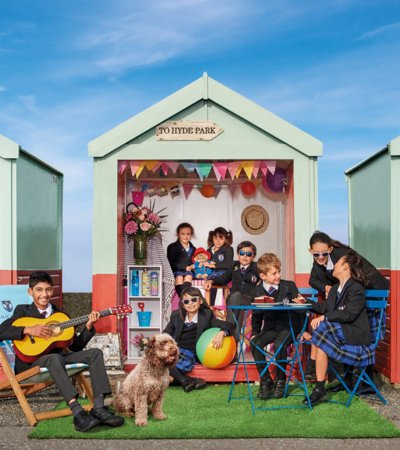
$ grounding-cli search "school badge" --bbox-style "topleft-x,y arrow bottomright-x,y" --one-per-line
1,300 -> 13,313
251,275 -> 258,284
218,254 -> 224,262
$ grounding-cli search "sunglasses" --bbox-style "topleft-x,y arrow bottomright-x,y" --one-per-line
239,250 -> 254,257
312,252 -> 330,258
182,297 -> 200,305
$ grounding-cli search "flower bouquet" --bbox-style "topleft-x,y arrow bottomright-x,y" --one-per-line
130,333 -> 149,355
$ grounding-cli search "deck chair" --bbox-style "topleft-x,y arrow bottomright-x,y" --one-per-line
328,289 -> 389,407
0,346 -> 94,426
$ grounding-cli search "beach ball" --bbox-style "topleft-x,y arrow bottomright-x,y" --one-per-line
200,184 -> 215,198
196,328 -> 236,369
241,181 -> 256,197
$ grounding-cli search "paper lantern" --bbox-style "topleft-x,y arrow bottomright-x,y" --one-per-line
200,184 -> 215,198
262,167 -> 288,193
196,328 -> 236,369
241,181 -> 256,197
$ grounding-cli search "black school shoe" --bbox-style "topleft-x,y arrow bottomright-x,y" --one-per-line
257,380 -> 274,400
272,380 -> 286,399
303,386 -> 328,406
90,406 -> 125,427
192,377 -> 207,390
74,410 -> 101,432
181,377 -> 196,392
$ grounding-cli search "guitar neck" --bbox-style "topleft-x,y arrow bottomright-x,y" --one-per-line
58,309 -> 112,330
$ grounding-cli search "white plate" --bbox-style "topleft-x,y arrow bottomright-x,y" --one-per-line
287,303 -> 308,308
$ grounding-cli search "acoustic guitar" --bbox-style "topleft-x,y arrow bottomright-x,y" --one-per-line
12,305 -> 132,363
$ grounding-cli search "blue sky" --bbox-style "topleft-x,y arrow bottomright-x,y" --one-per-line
1,0 -> 399,291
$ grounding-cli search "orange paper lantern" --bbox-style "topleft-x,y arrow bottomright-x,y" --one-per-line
200,185 -> 215,198
241,181 -> 256,197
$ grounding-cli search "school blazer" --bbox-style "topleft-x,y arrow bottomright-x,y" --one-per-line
163,308 -> 233,344
207,246 -> 234,272
0,303 -> 95,374
167,240 -> 196,273
211,260 -> 260,298
251,280 -> 301,335
309,246 -> 389,294
311,278 -> 370,346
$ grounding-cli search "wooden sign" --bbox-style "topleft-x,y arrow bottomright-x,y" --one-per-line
156,121 -> 224,141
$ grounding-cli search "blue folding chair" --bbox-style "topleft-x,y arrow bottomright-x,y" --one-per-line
329,289 -> 389,407
298,287 -> 319,303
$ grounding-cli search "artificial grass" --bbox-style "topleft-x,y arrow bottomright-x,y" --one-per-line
29,384 -> 400,440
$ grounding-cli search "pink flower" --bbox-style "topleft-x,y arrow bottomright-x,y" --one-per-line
140,222 -> 152,232
138,214 -> 146,221
148,212 -> 161,224
125,221 -> 138,234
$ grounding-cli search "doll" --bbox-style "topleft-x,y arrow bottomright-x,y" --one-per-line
190,248 -> 214,279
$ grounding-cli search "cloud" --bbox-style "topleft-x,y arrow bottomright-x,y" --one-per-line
357,21 -> 400,40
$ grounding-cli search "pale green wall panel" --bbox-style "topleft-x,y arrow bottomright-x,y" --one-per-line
347,153 -> 390,268
0,157 -> 17,270
16,153 -> 62,269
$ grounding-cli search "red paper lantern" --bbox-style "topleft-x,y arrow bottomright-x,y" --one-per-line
200,185 -> 215,198
241,181 -> 256,197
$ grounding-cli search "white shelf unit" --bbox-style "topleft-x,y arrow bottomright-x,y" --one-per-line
127,265 -> 163,362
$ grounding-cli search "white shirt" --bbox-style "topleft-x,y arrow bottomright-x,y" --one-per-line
184,313 -> 198,324
38,305 -> 53,318
263,282 -> 279,292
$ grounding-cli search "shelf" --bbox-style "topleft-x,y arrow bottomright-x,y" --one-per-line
129,296 -> 160,300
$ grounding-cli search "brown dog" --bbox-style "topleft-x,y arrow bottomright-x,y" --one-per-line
114,333 -> 179,426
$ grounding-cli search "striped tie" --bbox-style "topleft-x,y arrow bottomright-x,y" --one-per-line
267,286 -> 276,295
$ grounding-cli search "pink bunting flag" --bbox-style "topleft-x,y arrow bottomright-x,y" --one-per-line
118,161 -> 128,175
252,160 -> 261,178
227,184 -> 237,196
130,161 -> 141,177
266,160 -> 276,175
182,184 -> 194,199
213,162 -> 228,181
166,161 -> 179,174
228,161 -> 241,179
161,163 -> 169,176
151,162 -> 162,172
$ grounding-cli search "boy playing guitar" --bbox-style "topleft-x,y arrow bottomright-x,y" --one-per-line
0,271 -> 125,432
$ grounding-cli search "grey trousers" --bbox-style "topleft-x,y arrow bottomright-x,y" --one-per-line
33,348 -> 111,403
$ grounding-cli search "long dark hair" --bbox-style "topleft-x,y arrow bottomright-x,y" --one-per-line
207,227 -> 233,248
345,250 -> 367,287
178,286 -> 210,320
309,230 -> 350,250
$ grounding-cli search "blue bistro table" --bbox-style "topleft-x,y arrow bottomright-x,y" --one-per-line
228,303 -> 313,414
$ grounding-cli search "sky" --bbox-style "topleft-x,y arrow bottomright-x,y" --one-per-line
1,0 -> 400,291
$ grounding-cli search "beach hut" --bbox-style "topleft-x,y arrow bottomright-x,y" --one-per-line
89,73 -> 322,361
0,134 -> 63,307
345,135 -> 400,383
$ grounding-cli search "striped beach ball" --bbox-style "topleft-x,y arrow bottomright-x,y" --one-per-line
196,328 -> 236,369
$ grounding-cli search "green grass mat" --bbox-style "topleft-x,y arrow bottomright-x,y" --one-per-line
29,385 -> 400,439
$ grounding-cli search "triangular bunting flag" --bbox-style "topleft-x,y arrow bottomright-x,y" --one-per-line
259,161 -> 268,177
135,162 -> 146,178
241,161 -> 254,179
252,160 -> 261,178
197,162 -> 213,179
166,161 -> 179,174
130,161 -> 141,177
151,162 -> 162,172
266,160 -> 276,175
227,184 -> 236,196
228,161 -> 241,179
213,162 -> 228,181
182,162 -> 197,172
214,185 -> 222,199
235,165 -> 242,178
118,161 -> 128,175
182,184 -> 194,199
161,163 -> 169,176
145,161 -> 158,171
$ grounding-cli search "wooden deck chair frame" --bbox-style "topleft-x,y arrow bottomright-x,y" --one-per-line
204,285 -> 230,320
328,289 -> 389,407
0,347 -> 94,426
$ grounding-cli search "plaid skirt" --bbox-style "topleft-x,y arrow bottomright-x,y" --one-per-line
311,321 -> 375,367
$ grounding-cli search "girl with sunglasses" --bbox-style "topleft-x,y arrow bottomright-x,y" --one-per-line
306,231 -> 388,390
309,231 -> 388,299
163,287 -> 233,392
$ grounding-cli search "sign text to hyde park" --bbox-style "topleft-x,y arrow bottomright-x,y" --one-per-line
156,121 -> 224,141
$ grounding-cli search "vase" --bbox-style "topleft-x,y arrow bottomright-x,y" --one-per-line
133,234 -> 148,265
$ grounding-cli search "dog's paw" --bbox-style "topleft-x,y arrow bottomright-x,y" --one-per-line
135,419 -> 148,427
153,413 -> 167,420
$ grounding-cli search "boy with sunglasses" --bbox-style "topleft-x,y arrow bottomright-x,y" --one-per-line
204,241 -> 260,336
